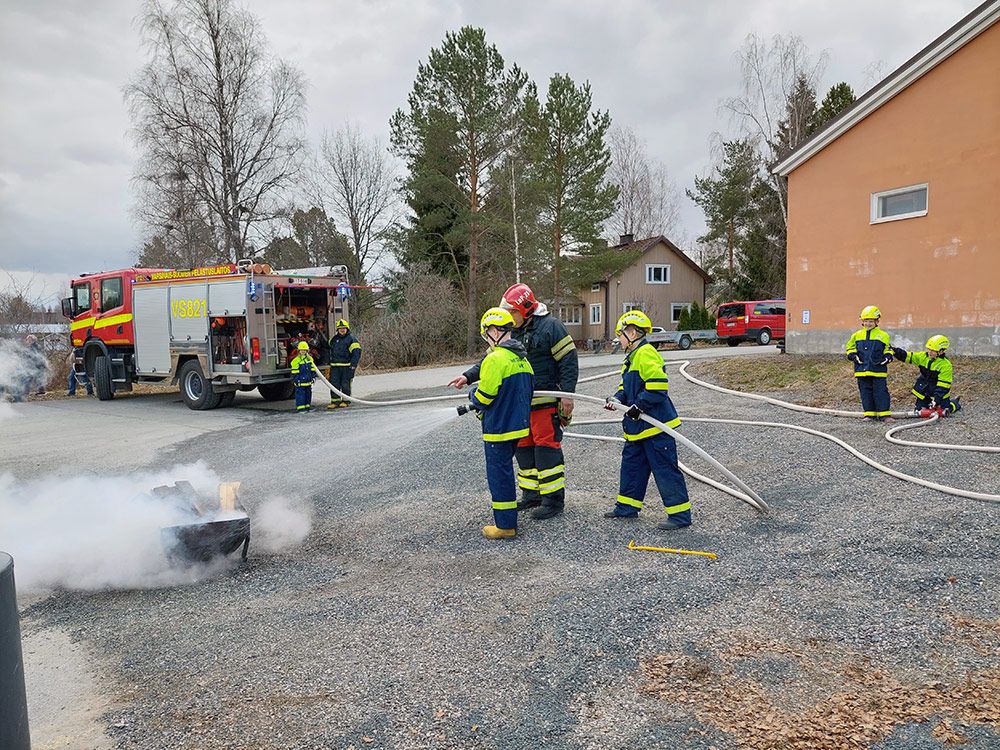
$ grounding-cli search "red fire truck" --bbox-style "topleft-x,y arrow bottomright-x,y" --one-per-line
61,263 -> 351,409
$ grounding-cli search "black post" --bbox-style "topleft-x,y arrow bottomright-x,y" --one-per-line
0,552 -> 31,750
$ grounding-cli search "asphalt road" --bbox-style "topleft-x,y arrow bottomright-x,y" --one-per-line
6,343 -> 999,749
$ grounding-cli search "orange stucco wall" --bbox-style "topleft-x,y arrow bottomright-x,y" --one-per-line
785,20 -> 1000,355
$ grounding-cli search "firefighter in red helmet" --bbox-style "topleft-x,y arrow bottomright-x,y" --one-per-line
449,283 -> 579,520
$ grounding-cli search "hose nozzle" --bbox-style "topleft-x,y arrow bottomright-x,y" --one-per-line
457,404 -> 470,416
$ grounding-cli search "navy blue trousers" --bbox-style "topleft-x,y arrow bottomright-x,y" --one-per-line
295,385 -> 312,411
857,376 -> 891,417
615,432 -> 691,523
484,439 -> 519,530
329,365 -> 354,403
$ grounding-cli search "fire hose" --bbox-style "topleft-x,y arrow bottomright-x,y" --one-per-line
676,361 -> 1000,454
312,358 -> 999,507
310,367 -> 768,513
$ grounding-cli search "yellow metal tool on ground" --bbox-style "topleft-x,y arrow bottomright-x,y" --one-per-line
627,540 -> 717,560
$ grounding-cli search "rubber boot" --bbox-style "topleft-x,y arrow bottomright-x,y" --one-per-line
604,504 -> 639,519
482,525 -> 516,539
517,496 -> 542,512
531,501 -> 563,520
656,517 -> 691,531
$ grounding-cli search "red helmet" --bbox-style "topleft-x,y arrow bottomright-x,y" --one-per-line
500,283 -> 537,318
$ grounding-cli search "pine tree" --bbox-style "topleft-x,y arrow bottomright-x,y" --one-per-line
525,74 -> 618,304
772,73 -> 818,165
686,140 -> 758,282
390,27 -> 527,353
810,82 -> 856,133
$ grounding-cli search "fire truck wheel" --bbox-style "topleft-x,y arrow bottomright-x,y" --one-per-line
93,355 -> 114,401
257,382 -> 295,401
179,360 -> 221,410
217,391 -> 237,408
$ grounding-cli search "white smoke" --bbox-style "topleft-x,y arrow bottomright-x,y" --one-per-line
252,497 -> 312,553
0,337 -> 51,401
0,462 -> 311,592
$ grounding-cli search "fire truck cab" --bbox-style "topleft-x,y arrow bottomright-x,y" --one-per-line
62,263 -> 351,409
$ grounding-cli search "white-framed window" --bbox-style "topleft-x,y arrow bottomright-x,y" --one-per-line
558,305 -> 582,326
622,302 -> 644,314
589,303 -> 602,325
671,302 -> 691,323
591,283 -> 601,293
871,183 -> 928,224
645,264 -> 671,284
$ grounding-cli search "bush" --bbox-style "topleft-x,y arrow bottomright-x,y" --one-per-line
677,306 -> 692,331
360,271 -> 467,369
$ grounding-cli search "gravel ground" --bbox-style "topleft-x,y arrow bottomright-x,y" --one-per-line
23,356 -> 1000,749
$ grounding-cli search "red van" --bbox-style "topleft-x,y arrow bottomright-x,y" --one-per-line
716,299 -> 786,346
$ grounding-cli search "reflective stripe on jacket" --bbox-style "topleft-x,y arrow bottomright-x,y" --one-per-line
330,333 -> 361,367
464,310 -> 578,408
845,327 -> 893,377
290,353 -> 316,385
613,340 -> 681,441
470,339 -> 534,442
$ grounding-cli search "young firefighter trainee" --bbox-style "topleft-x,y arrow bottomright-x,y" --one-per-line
449,283 -> 578,521
466,308 -> 535,539
603,310 -> 691,530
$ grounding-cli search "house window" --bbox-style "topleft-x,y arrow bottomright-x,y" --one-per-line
671,303 -> 691,323
871,183 -> 928,224
645,264 -> 671,284
100,276 -> 123,312
558,306 -> 582,326
589,304 -> 602,325
622,302 -> 644,314
591,283 -> 601,293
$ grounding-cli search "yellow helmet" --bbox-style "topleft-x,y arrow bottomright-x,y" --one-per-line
616,309 -> 653,335
480,307 -> 515,342
336,319 -> 349,330
860,305 -> 881,320
926,334 -> 949,352
297,341 -> 310,351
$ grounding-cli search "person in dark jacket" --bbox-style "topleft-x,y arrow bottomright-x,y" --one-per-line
290,341 -> 316,413
311,319 -> 331,392
467,307 -> 535,539
327,318 -> 361,409
845,305 -> 895,423
603,310 -> 690,530
449,283 -> 578,520
893,334 -> 961,417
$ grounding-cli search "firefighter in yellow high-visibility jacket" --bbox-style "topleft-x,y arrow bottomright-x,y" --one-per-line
290,341 -> 316,413
845,305 -> 895,422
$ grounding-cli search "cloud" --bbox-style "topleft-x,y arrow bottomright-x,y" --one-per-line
0,0 -> 980,276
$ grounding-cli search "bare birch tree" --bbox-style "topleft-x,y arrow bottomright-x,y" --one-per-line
312,123 -> 398,281
721,34 -> 828,226
125,0 -> 307,262
607,126 -> 682,242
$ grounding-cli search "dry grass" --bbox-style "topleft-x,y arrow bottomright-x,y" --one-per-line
694,353 -> 1000,410
640,617 -> 1000,749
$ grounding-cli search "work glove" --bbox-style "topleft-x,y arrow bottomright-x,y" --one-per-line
847,353 -> 861,365
604,397 -> 621,412
892,346 -> 908,362
880,354 -> 893,366
625,404 -> 643,421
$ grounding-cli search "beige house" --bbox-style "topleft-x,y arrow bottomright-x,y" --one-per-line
557,235 -> 711,343
775,0 -> 1000,355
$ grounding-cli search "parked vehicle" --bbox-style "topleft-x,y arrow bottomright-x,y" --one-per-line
610,326 -> 718,353
62,262 -> 351,409
646,326 -> 718,351
715,299 -> 786,346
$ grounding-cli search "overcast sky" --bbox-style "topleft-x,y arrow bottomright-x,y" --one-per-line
0,0 -> 979,303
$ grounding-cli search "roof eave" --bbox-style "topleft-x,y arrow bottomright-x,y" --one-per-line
774,0 -> 1000,177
